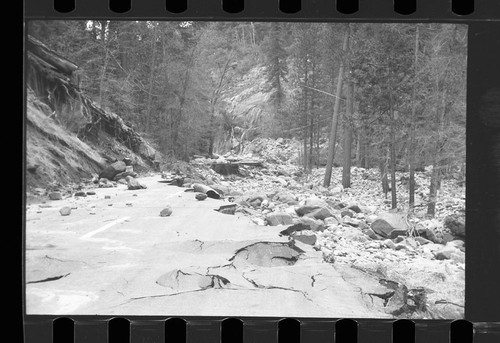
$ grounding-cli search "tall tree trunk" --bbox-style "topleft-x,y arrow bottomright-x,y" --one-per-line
309,116 -> 314,171
98,21 -> 109,107
381,151 -> 390,198
302,55 -> 310,171
342,82 -> 354,188
145,26 -> 158,132
389,92 -> 398,209
427,88 -> 447,216
316,108 -> 321,168
309,62 -> 316,171
323,24 -> 350,187
409,25 -> 419,209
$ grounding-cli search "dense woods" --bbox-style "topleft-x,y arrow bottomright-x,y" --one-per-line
28,21 -> 466,216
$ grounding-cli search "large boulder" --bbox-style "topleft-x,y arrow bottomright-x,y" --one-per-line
114,171 -> 138,181
49,192 -> 62,200
304,207 -> 336,220
272,191 -> 297,204
266,212 -> 294,226
126,176 -> 147,190
371,212 -> 410,239
99,161 -> 126,180
193,183 -> 221,199
295,197 -> 329,216
295,217 -> 325,231
443,215 -> 465,237
293,233 -> 317,246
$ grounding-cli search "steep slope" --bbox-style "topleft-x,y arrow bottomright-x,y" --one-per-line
26,91 -> 106,190
25,36 -> 160,194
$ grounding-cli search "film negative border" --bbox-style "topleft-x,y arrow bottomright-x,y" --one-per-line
24,0 -> 497,20
25,316 -> 486,343
22,1 -> 500,343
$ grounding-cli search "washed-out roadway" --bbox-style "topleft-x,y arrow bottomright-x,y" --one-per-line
25,176 -> 392,318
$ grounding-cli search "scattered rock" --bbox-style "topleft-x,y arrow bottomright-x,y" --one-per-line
365,241 -> 380,249
347,205 -> 362,213
59,207 -> 71,216
295,217 -> 325,231
371,212 -> 409,238
99,161 -> 126,180
404,237 -> 419,250
195,193 -> 208,201
304,207 -> 336,220
364,228 -> 380,240
448,240 -> 465,252
48,192 -> 62,200
324,216 -> 341,226
280,223 -> 310,236
113,171 -> 138,181
74,191 -> 87,197
266,212 -> 294,226
442,233 -> 455,244
450,251 -> 465,263
331,201 -> 347,210
357,222 -> 369,230
443,215 -> 465,237
272,192 -> 297,204
104,195 -> 111,199
424,227 -> 440,243
293,233 -> 317,245
394,243 -> 408,250
295,205 -> 322,216
126,176 -> 147,190
86,191 -> 96,195
340,210 -> 354,218
216,204 -> 238,215
393,236 -> 405,243
160,206 -> 173,217
366,214 -> 379,224
382,239 -> 396,249
342,217 -> 361,227
193,183 -> 221,199
414,236 -> 432,245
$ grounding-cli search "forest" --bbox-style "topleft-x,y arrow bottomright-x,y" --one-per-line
28,21 -> 467,216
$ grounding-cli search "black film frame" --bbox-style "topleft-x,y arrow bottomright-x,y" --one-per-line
22,1 -> 500,342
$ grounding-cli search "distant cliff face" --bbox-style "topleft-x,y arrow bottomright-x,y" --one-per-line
213,66 -> 276,154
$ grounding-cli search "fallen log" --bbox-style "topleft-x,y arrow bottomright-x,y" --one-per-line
27,36 -> 78,75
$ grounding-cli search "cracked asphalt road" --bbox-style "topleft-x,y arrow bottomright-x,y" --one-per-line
25,176 -> 392,318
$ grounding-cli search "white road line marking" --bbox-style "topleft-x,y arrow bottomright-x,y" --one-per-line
80,216 -> 130,242
165,190 -> 186,198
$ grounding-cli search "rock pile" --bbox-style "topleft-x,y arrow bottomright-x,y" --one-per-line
193,153 -> 465,318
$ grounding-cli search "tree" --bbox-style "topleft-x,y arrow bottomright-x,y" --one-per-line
324,23 -> 350,187
342,81 -> 354,188
262,23 -> 288,108
409,25 -> 420,208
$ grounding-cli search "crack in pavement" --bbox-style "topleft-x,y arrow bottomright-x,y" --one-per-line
194,239 -> 204,250
228,241 -> 304,264
27,273 -> 71,284
241,272 -> 313,302
310,273 -> 322,287
367,291 -> 396,307
206,262 -> 235,275
43,255 -> 90,265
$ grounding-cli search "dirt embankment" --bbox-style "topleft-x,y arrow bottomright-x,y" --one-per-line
25,36 -> 160,200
